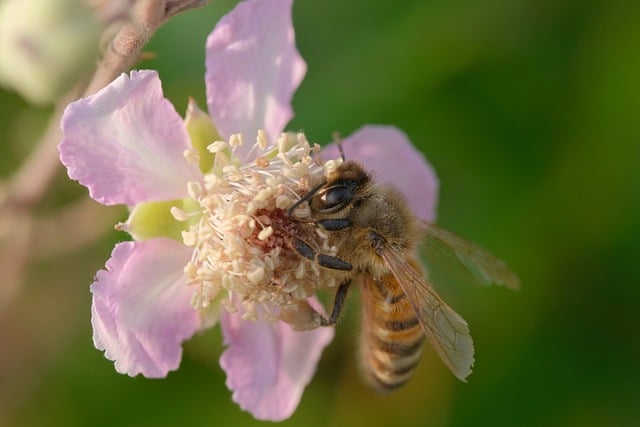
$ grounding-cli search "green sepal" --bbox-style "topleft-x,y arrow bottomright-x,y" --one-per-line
185,98 -> 221,173
126,199 -> 199,242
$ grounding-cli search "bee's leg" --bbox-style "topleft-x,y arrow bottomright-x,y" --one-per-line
280,300 -> 325,331
317,218 -> 351,231
337,137 -> 346,162
321,279 -> 352,326
281,279 -> 352,330
291,237 -> 352,271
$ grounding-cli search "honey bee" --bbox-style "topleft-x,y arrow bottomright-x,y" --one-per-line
284,160 -> 520,391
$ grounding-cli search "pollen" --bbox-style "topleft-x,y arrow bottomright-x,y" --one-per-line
182,131 -> 338,322
258,226 -> 274,241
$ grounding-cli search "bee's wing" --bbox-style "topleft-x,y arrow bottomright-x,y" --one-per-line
379,247 -> 474,381
421,222 -> 520,290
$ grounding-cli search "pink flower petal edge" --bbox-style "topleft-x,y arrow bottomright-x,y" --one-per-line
322,125 -> 440,222
219,299 -> 334,421
205,0 -> 306,158
91,238 -> 201,378
59,70 -> 201,206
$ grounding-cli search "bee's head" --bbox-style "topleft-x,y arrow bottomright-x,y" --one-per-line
311,161 -> 371,213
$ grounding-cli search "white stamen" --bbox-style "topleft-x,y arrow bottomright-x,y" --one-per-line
276,133 -> 288,153
182,230 -> 197,246
208,140 -> 228,153
324,159 -> 340,175
229,133 -> 244,148
257,129 -> 269,150
221,298 -> 237,312
258,226 -> 274,241
223,165 -> 243,182
276,195 -> 293,210
182,131 -> 338,323
187,181 -> 203,199
247,265 -> 265,284
171,206 -> 189,221
184,147 -> 200,164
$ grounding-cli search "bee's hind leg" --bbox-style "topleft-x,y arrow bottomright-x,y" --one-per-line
321,279 -> 352,326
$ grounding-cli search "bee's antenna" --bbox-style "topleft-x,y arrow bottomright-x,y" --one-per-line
332,132 -> 346,161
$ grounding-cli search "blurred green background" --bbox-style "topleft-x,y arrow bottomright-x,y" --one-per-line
1,0 -> 639,426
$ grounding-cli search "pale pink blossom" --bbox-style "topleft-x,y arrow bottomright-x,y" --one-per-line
58,0 -> 438,421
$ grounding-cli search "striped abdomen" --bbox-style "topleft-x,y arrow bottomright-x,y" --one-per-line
359,273 -> 425,391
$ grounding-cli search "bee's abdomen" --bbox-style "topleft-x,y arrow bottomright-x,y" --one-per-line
360,278 -> 425,392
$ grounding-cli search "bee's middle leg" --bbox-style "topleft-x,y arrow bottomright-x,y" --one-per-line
286,236 -> 353,329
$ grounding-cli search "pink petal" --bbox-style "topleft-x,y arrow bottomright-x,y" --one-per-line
91,238 -> 201,378
219,300 -> 334,421
205,0 -> 306,158
322,125 -> 439,222
59,70 -> 201,206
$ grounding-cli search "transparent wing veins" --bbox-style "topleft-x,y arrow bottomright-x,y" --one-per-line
380,247 -> 475,381
422,222 -> 521,290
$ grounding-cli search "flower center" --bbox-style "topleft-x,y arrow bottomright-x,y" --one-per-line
177,131 -> 340,322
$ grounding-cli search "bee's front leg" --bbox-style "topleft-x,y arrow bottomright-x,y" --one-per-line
290,237 -> 352,271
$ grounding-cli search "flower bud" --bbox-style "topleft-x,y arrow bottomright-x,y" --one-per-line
0,0 -> 102,104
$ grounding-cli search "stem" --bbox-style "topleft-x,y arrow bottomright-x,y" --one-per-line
4,87 -> 83,209
85,0 -> 161,95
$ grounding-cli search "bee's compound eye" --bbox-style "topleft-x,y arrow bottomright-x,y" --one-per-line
318,184 -> 354,211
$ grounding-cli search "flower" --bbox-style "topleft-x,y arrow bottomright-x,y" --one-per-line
58,0 -> 438,421
0,0 -> 102,104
